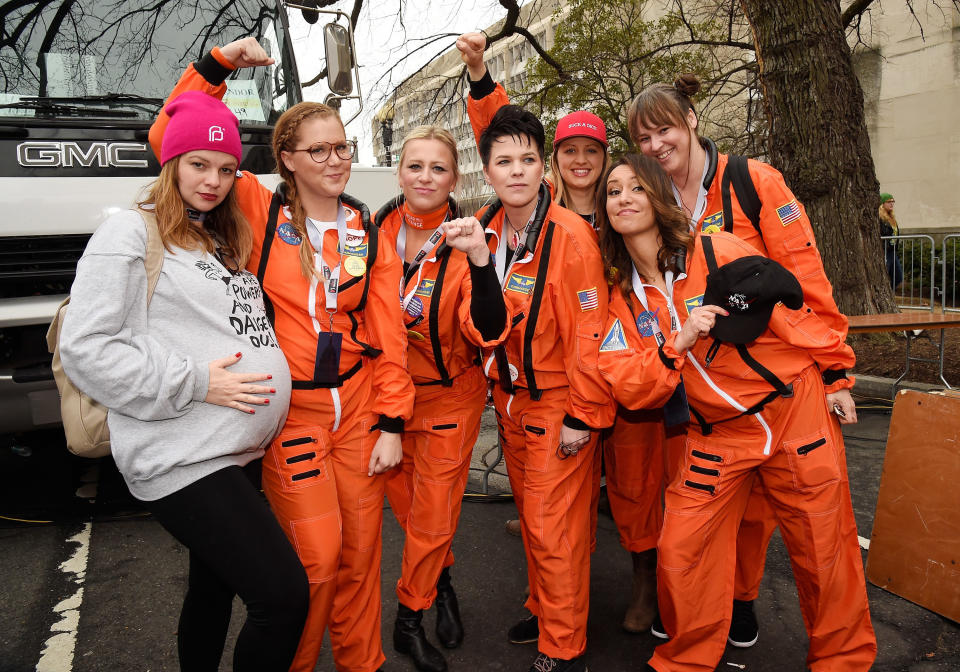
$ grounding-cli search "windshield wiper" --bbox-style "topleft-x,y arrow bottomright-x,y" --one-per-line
0,93 -> 163,117
0,99 -> 138,117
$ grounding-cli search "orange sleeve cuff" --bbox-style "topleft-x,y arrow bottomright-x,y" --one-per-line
211,46 -> 237,71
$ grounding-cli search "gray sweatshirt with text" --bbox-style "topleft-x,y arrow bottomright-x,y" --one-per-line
60,210 -> 291,501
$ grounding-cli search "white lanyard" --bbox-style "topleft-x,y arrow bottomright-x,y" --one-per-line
673,157 -> 711,231
494,204 -> 537,286
631,264 -> 680,346
305,204 -> 353,328
398,215 -> 447,311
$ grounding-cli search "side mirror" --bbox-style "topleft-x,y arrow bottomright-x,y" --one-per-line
324,22 -> 354,96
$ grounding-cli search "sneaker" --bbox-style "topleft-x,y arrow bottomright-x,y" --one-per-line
727,599 -> 759,648
528,652 -> 588,672
649,613 -> 669,640
508,613 -> 539,644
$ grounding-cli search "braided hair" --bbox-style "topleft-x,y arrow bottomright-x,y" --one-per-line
272,102 -> 343,279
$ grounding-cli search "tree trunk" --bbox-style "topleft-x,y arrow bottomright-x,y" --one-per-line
740,0 -> 896,315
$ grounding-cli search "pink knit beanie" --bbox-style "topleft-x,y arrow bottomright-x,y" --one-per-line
160,91 -> 242,165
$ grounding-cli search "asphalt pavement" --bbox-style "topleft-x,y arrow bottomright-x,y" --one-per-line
1,390 -> 958,672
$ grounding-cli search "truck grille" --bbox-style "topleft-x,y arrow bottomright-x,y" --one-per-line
0,234 -> 91,298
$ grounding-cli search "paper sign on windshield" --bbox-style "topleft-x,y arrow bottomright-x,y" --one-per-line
224,80 -> 266,122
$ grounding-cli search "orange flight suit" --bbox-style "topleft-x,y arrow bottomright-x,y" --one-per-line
151,54 -> 416,672
378,203 -> 508,611
477,189 -> 616,660
469,78 -> 670,555
697,147 -> 853,602
599,232 -> 876,672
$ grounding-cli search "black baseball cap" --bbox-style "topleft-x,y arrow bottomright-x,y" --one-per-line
702,256 -> 804,344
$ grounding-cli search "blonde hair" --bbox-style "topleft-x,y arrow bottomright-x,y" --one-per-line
878,203 -> 899,234
549,139 -> 611,211
137,158 -> 251,265
398,125 -> 460,187
272,101 -> 345,279
627,74 -> 701,147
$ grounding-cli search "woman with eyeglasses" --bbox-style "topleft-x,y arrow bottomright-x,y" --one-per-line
61,90 -> 308,671
151,38 -> 415,672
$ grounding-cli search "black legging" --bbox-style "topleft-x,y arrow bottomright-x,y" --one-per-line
147,460 -> 309,672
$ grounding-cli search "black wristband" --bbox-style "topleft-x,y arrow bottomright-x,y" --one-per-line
469,70 -> 497,100
657,345 -> 677,370
195,51 -> 233,86
372,415 -> 404,433
469,257 -> 507,341
822,368 -> 848,386
562,414 -> 595,432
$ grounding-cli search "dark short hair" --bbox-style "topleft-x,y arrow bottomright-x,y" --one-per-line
479,105 -> 545,166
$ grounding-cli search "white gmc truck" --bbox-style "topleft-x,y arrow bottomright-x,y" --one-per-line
0,0 -> 393,437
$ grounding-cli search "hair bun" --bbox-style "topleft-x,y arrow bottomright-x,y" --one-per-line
673,74 -> 701,99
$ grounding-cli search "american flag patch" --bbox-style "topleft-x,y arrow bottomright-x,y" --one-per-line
776,200 -> 802,226
577,287 -> 599,311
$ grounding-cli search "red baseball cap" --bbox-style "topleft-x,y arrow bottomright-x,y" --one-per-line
554,110 -> 608,148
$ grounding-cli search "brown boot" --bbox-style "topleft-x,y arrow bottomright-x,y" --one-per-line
505,519 -> 522,536
622,549 -> 658,633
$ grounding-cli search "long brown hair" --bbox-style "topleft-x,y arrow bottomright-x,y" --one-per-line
137,158 -> 250,265
627,74 -> 701,148
272,101 -> 344,279
596,153 -> 692,299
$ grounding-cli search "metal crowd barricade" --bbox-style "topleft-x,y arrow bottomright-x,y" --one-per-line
878,233 -> 948,390
882,233 -> 936,312
942,234 -> 960,313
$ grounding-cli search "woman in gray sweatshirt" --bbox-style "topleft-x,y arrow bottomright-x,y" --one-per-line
60,90 -> 308,672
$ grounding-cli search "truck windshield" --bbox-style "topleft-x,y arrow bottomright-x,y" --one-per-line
0,0 -> 299,126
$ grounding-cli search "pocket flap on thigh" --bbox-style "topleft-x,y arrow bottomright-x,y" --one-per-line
783,432 -> 840,491
270,426 -> 332,490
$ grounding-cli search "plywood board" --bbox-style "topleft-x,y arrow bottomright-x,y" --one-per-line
866,389 -> 960,622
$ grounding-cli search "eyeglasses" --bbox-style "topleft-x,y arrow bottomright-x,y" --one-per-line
289,140 -> 357,163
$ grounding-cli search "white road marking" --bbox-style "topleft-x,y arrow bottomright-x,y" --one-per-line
858,535 -> 870,550
36,523 -> 92,671
36,463 -> 99,672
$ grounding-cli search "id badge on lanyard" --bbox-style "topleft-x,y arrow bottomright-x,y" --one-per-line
632,266 -> 689,427
307,204 -> 354,384
399,223 -> 445,312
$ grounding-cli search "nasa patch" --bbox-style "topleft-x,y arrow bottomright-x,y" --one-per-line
277,222 -> 302,245
635,309 -> 660,338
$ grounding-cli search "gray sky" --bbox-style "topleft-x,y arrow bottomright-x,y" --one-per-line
287,1 -> 507,165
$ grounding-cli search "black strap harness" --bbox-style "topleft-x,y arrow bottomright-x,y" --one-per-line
257,184 -> 381,390
719,152 -> 763,239
374,195 -> 463,387
481,184 -> 553,400
691,236 -> 792,435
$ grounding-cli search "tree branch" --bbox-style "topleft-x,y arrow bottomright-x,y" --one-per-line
841,0 -> 876,29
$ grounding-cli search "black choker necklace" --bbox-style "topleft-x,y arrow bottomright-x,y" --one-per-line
186,207 -> 206,222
